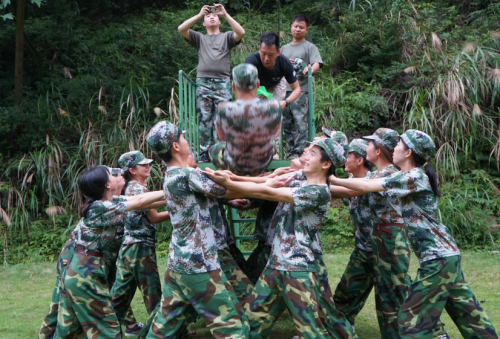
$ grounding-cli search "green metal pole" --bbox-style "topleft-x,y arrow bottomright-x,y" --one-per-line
178,71 -> 183,128
231,208 -> 241,249
308,66 -> 315,141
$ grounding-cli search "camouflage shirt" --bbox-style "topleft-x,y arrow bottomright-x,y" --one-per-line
368,165 -> 403,224
123,181 -> 156,247
382,167 -> 460,263
216,98 -> 281,175
267,183 -> 331,272
163,166 -> 227,274
75,196 -> 128,252
348,172 -> 374,252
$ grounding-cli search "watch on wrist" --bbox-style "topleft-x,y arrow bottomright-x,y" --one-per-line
285,99 -> 290,108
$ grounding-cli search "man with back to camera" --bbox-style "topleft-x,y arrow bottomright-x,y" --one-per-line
178,4 -> 245,163
281,14 -> 323,160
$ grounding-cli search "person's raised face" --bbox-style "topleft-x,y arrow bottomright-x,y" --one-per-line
178,133 -> 191,159
392,140 -> 410,167
290,157 -> 303,171
258,43 -> 280,70
130,164 -> 150,180
203,13 -> 220,28
303,145 -> 329,175
366,140 -> 378,163
345,152 -> 361,173
107,171 -> 125,195
291,20 -> 309,40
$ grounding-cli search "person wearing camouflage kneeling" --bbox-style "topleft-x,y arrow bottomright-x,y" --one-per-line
144,120 -> 249,339
54,166 -> 165,338
111,151 -> 170,331
204,138 -> 357,339
210,63 -> 281,176
330,130 -> 498,339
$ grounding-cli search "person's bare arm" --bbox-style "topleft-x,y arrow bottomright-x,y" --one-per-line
215,4 -> 245,41
147,209 -> 170,223
330,185 -> 364,198
178,6 -> 209,39
329,175 -> 385,194
126,191 -> 165,211
204,171 -> 294,204
303,62 -> 321,75
280,81 -> 301,110
142,201 -> 166,210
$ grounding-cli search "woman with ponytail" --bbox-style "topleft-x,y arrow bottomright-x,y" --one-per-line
329,130 -> 498,339
56,165 -> 165,338
111,151 -> 170,331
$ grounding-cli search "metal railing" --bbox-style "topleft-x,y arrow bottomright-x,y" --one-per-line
178,67 -> 315,254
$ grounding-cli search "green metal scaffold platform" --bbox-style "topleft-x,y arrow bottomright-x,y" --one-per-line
178,68 -> 315,254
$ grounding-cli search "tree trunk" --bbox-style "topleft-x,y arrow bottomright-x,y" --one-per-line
14,0 -> 26,109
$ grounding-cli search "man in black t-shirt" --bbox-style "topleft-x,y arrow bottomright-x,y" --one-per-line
245,32 -> 301,112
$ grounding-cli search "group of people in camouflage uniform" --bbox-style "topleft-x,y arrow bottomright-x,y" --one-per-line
38,4 -> 498,339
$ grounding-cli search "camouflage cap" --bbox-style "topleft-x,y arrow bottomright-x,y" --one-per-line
348,139 -> 369,158
146,120 -> 182,155
232,63 -> 258,90
400,129 -> 436,161
107,167 -> 124,175
118,151 -> 153,171
322,127 -> 348,157
310,138 -> 346,168
293,58 -> 307,78
363,128 -> 400,152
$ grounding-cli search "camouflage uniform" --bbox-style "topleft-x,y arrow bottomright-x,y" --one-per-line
246,139 -> 357,339
39,232 -> 77,339
333,139 -> 379,325
145,120 -> 249,339
196,77 -> 232,157
283,91 -> 309,159
111,179 -> 162,324
210,64 -> 281,176
56,197 -> 129,338
381,130 -> 498,339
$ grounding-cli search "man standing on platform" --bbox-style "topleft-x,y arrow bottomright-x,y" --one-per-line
281,14 -> 323,160
178,4 -> 245,162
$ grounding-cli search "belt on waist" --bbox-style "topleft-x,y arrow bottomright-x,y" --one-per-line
75,247 -> 104,257
373,223 -> 404,233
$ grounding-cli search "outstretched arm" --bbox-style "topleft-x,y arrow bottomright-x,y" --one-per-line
329,175 -> 385,194
178,6 -> 209,39
126,191 -> 165,211
204,171 -> 294,204
147,209 -> 170,223
215,4 -> 245,41
330,185 -> 364,198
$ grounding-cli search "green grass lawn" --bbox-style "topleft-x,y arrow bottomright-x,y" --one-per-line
0,252 -> 499,338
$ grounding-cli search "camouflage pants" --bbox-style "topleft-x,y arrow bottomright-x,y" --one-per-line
218,247 -> 254,304
333,247 -> 378,325
39,238 -> 75,339
196,77 -> 232,155
243,240 -> 272,285
111,243 -> 162,323
315,255 -> 359,339
145,268 -> 249,339
208,141 -> 275,176
283,91 -> 309,159
399,255 -> 498,339
370,225 -> 412,339
245,268 -> 338,339
56,251 -> 122,339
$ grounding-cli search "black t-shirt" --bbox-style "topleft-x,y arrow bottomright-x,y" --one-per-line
245,52 -> 297,88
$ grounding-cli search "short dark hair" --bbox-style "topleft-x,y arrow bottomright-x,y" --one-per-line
292,14 -> 310,27
260,32 -> 280,50
351,151 -> 374,170
320,148 -> 336,179
159,129 -> 182,164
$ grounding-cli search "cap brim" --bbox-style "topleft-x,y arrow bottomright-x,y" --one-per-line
138,159 -> 154,165
363,135 -> 376,140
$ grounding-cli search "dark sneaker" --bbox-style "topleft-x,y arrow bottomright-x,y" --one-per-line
198,153 -> 210,163
125,322 -> 144,337
437,330 -> 450,339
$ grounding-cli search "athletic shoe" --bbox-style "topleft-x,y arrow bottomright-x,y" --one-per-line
125,322 -> 144,337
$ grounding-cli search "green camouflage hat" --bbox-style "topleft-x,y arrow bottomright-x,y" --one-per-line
293,58 -> 307,78
348,139 -> 369,158
363,128 -> 400,152
146,120 -> 182,155
118,151 -> 153,171
310,138 -> 346,168
107,167 -> 124,175
322,127 -> 348,157
401,129 -> 436,161
232,63 -> 258,90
